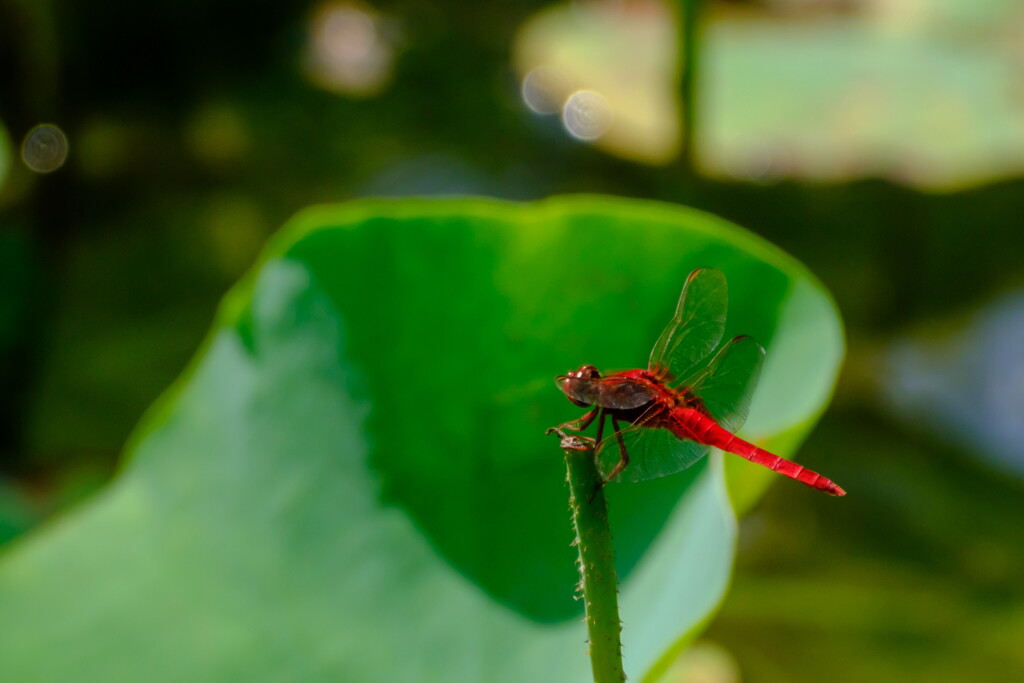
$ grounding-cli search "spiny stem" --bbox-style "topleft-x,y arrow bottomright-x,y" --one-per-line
559,433 -> 626,683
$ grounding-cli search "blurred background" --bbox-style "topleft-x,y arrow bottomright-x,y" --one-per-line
0,0 -> 1022,681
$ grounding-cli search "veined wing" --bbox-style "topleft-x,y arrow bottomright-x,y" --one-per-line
688,335 -> 765,433
649,268 -> 727,384
596,412 -> 710,483
556,375 -> 658,410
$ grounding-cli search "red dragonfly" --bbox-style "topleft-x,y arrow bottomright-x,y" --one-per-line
549,267 -> 845,496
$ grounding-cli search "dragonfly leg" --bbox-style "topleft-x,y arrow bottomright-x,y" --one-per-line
601,415 -> 631,483
546,407 -> 599,440
549,409 -> 600,453
585,410 -> 613,501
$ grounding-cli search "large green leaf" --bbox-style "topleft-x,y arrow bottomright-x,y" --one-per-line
0,196 -> 843,682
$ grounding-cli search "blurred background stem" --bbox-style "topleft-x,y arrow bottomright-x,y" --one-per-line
0,0 -> 70,480
678,0 -> 706,181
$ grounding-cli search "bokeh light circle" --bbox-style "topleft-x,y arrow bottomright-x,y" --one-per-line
521,66 -> 572,115
561,90 -> 612,141
21,124 -> 69,173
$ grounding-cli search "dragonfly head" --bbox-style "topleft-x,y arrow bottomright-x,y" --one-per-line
556,365 -> 602,407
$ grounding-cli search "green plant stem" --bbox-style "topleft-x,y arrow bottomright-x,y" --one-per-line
678,0 -> 706,177
560,434 -> 625,683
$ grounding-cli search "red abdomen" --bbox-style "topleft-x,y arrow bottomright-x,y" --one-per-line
670,408 -> 845,496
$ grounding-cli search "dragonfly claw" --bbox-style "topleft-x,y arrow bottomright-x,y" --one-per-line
546,426 -> 596,451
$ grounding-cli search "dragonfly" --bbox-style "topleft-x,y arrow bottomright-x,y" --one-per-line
548,267 -> 845,496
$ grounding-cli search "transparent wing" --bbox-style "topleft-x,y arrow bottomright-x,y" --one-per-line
596,414 -> 710,483
556,375 -> 658,410
648,268 -> 727,384
688,335 -> 765,433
